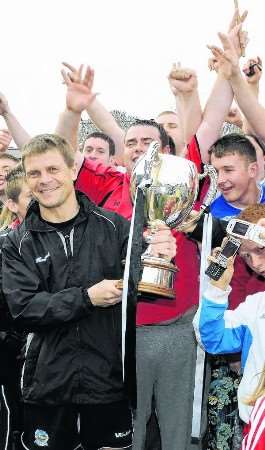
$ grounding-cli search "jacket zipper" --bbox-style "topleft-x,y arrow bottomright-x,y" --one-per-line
64,234 -> 72,260
61,230 -> 82,400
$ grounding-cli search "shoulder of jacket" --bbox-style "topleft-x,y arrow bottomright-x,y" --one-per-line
3,223 -> 30,253
91,206 -> 128,231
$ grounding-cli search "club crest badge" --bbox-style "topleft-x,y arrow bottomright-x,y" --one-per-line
34,429 -> 49,447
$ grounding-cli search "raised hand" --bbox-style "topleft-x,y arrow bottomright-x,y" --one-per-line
168,63 -> 198,96
228,8 -> 248,58
243,56 -> 262,85
207,7 -> 248,79
0,92 -> 10,116
209,244 -> 235,291
208,57 -> 219,73
207,29 -> 241,80
0,129 -> 12,152
61,62 -> 97,113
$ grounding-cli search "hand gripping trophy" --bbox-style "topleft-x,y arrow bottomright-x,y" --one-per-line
130,141 -> 217,299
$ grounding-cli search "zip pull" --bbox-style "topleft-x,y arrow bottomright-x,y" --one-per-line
64,234 -> 72,258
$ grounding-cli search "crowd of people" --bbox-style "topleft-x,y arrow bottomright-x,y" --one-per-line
0,4 -> 265,450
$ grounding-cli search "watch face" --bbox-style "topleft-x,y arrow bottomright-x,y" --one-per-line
232,221 -> 249,236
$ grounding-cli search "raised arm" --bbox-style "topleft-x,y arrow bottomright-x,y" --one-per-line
56,63 -> 124,164
196,8 -> 248,163
241,56 -> 263,134
55,64 -> 97,170
168,63 -> 202,149
208,17 -> 265,140
85,97 -> 125,164
0,92 -> 31,148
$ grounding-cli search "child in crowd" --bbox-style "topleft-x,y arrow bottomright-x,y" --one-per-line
193,205 -> 265,450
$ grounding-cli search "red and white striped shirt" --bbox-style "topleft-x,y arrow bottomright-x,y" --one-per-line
241,395 -> 265,450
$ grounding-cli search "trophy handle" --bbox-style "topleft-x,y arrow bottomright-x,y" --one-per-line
177,164 -> 217,231
139,141 -> 161,192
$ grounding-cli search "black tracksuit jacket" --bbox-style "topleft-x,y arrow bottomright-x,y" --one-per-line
1,192 -> 130,406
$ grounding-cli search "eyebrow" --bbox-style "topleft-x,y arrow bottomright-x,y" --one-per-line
85,146 -> 106,151
1,164 -> 13,169
125,138 -> 137,145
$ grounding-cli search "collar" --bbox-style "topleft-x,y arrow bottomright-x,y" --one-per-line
24,191 -> 94,232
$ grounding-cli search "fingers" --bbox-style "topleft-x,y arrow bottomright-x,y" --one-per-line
212,246 -> 222,259
229,8 -> 247,31
61,62 -> 95,90
83,66 -> 95,89
240,10 -> 248,24
208,57 -> 218,72
227,255 -> 236,267
61,69 -> 72,86
207,45 -> 224,60
0,129 -> 11,137
218,31 -> 233,50
0,129 -> 12,151
77,64 -> 84,79
148,230 -> 176,260
239,30 -> 249,52
242,56 -> 262,81
228,8 -> 240,31
62,61 -> 77,73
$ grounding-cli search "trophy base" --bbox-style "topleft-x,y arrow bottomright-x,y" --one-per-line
117,258 -> 178,300
138,257 -> 178,300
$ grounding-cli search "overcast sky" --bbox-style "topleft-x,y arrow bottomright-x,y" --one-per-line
1,0 -> 263,136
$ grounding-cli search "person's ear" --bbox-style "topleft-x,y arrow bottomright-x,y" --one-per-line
249,161 -> 258,179
71,162 -> 78,182
109,156 -> 116,167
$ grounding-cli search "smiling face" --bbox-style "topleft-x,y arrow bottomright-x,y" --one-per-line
210,152 -> 258,205
123,125 -> 164,174
24,149 -> 77,210
83,136 -> 111,165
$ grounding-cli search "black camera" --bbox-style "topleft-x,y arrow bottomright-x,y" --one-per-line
246,63 -> 262,78
205,236 -> 241,281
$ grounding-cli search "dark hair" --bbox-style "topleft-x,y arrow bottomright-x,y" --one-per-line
246,134 -> 265,156
22,134 -> 75,169
168,135 -> 176,155
209,133 -> 257,163
125,119 -> 169,148
84,131 -> 115,156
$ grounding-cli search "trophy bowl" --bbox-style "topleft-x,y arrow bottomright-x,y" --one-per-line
130,141 -> 217,299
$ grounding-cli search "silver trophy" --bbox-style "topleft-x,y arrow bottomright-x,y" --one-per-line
130,141 -> 217,299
